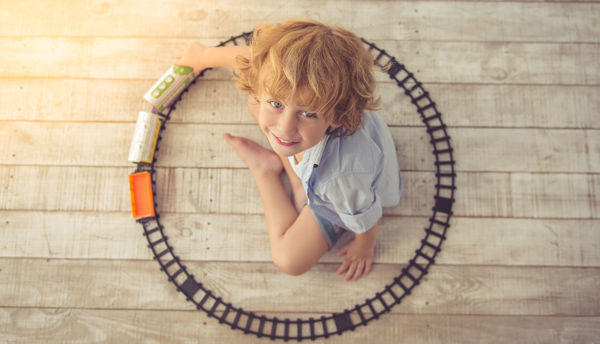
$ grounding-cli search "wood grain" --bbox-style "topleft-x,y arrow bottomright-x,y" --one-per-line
1,165 -> 598,219
2,80 -> 599,129
1,1 -> 598,43
2,308 -> 598,344
0,258 -> 598,316
2,121 -> 598,173
2,38 -> 599,86
2,211 -> 599,267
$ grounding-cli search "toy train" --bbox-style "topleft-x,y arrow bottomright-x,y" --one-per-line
144,65 -> 196,112
129,64 -> 196,165
128,111 -> 161,164
128,65 -> 196,220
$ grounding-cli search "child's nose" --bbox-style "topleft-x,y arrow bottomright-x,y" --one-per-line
278,112 -> 297,135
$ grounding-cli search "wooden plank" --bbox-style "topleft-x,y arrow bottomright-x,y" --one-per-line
0,211 -> 155,261
1,1 -> 598,43
0,258 -> 598,315
376,40 -> 600,86
1,165 -> 598,219
2,121 -> 598,173
592,175 -> 600,217
2,211 -> 600,267
0,166 -> 133,213
1,307 -> 598,344
0,78 -> 249,123
2,79 -> 599,130
441,217 -> 600,268
0,79 -> 155,123
455,172 -> 600,219
422,84 -> 600,129
506,173 -> 599,219
2,38 -> 599,86
446,128 -> 599,173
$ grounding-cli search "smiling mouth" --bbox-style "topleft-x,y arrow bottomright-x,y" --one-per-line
272,133 -> 299,146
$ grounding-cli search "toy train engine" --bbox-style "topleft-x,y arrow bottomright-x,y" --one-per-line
144,65 -> 196,113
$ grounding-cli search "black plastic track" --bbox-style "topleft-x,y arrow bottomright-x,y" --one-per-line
133,32 -> 456,341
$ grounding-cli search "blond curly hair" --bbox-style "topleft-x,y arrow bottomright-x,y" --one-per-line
234,19 -> 379,136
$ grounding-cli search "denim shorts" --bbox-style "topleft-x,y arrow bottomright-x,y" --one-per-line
307,204 -> 346,248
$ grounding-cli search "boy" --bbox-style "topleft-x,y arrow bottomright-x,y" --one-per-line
174,19 -> 401,281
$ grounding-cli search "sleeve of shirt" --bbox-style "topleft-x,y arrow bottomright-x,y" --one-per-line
318,172 -> 382,234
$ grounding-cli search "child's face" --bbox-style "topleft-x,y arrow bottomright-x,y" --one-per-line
258,92 -> 332,158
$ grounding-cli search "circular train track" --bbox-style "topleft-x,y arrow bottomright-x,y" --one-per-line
133,32 -> 456,341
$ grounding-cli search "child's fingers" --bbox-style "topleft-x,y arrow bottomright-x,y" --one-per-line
351,261 -> 366,281
337,259 -> 350,275
364,259 -> 372,276
344,261 -> 359,282
223,133 -> 240,144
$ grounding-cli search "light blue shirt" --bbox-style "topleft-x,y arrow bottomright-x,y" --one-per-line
289,110 -> 402,234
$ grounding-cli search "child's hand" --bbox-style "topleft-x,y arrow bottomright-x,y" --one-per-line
173,42 -> 209,75
336,238 -> 374,282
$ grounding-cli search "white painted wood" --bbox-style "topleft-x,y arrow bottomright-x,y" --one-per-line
1,166 -> 598,219
2,38 -> 599,86
2,79 -> 599,129
2,211 -> 599,267
1,258 -> 598,316
1,1 -> 598,43
2,121 -> 598,173
2,308 -> 598,344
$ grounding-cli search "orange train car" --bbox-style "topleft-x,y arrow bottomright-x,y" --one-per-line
129,172 -> 155,219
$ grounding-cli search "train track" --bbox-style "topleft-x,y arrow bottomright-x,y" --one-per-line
132,32 -> 456,341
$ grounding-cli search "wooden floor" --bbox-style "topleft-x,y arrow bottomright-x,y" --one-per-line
1,0 -> 599,343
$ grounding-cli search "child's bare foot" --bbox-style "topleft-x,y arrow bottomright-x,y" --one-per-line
222,133 -> 284,176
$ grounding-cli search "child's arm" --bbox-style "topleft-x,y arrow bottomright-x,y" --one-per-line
336,223 -> 379,282
173,42 -> 250,74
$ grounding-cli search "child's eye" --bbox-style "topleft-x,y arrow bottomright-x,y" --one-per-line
301,111 -> 318,118
269,101 -> 283,109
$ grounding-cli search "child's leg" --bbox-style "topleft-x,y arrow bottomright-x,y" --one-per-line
222,133 -> 329,276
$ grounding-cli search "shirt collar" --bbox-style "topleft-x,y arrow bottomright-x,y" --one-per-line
308,135 -> 330,169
